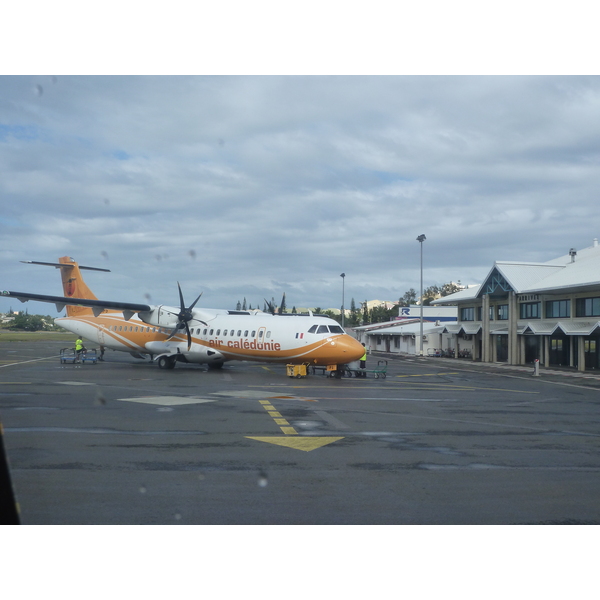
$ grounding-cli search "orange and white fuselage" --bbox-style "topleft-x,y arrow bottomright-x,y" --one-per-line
7,257 -> 365,370
56,308 -> 364,368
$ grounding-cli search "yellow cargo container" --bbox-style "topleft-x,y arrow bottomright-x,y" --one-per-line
286,363 -> 308,378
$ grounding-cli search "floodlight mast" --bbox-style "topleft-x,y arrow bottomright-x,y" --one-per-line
416,234 -> 426,356
340,273 -> 346,328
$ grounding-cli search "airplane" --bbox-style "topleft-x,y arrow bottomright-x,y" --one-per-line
2,257 -> 365,374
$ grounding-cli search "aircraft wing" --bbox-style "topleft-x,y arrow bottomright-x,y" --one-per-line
2,290 -> 152,319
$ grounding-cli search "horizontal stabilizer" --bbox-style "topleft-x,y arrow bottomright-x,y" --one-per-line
20,261 -> 111,272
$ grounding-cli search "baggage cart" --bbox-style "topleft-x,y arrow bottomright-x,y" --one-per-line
344,359 -> 387,379
60,347 -> 98,364
286,363 -> 309,378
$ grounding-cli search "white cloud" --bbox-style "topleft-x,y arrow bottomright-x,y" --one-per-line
2,75 -> 600,315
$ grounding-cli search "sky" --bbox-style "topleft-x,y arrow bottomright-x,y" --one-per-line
2,6 -> 600,318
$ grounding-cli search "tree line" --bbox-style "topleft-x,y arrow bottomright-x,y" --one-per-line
235,282 -> 462,327
2,312 -> 62,331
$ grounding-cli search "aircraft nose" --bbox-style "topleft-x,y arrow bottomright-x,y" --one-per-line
338,335 -> 366,362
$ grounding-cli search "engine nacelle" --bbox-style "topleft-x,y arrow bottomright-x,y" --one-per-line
138,305 -> 179,329
145,340 -> 224,364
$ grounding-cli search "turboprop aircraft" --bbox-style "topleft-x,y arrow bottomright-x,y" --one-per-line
2,257 -> 365,373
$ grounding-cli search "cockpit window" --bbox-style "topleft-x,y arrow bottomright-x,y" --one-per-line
308,325 -> 318,334
317,325 -> 329,334
329,325 -> 344,334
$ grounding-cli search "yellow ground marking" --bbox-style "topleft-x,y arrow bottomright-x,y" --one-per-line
279,427 -> 298,435
396,373 -> 459,378
246,436 -> 345,452
259,400 -> 296,433
253,400 -> 345,450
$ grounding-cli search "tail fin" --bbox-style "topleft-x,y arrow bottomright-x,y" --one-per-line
58,257 -> 102,317
22,257 -> 110,317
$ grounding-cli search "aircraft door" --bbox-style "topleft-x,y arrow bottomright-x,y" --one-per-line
257,327 -> 267,347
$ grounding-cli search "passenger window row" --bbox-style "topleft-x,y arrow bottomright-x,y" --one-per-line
107,324 -> 343,336
194,329 -> 272,339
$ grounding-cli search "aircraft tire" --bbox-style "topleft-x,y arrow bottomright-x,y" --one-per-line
158,356 -> 176,370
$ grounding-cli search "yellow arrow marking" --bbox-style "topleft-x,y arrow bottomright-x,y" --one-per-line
251,400 -> 345,450
246,436 -> 344,452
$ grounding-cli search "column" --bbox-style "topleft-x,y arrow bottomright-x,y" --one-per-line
508,292 -> 518,365
482,295 -> 490,363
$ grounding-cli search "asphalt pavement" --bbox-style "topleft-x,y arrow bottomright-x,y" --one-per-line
1,340 -> 600,524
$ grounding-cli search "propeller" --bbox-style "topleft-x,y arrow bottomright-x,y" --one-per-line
264,298 -> 275,315
264,292 -> 286,315
166,282 -> 206,349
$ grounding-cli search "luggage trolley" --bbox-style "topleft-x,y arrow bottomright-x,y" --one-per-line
60,348 -> 98,364
344,359 -> 387,378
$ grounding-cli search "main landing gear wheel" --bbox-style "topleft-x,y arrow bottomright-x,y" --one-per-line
158,356 -> 176,369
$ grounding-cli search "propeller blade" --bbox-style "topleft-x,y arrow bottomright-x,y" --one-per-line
165,325 -> 181,341
278,292 -> 286,315
185,322 -> 192,350
264,298 -> 275,315
177,282 -> 186,311
189,292 -> 203,311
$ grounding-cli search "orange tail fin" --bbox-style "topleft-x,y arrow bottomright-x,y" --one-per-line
58,257 -> 101,317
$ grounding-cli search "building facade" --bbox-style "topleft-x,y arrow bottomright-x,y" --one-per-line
352,306 -> 458,356
433,239 -> 600,371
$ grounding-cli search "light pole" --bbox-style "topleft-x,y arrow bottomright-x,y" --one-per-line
340,273 -> 346,328
416,234 -> 426,356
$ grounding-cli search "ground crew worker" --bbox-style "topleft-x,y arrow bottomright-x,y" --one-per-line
360,343 -> 367,377
75,336 -> 85,362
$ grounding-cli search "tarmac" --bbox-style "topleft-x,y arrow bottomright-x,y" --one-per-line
2,340 -> 600,524
395,352 -> 600,388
